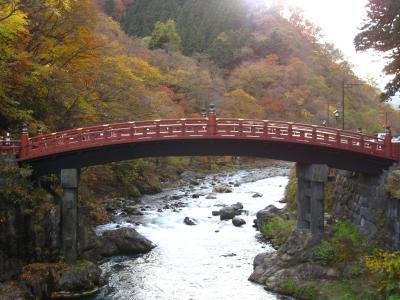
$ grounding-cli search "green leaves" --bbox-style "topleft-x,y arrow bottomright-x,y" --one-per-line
148,20 -> 181,51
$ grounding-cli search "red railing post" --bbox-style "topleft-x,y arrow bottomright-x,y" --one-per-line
155,120 -> 160,137
384,126 -> 393,158
360,135 -> 364,151
207,103 -> 217,136
19,123 -> 29,159
392,143 -> 399,161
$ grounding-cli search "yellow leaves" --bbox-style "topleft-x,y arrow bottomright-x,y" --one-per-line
296,98 -> 305,106
126,57 -> 165,86
366,251 -> 400,278
223,88 -> 263,119
42,0 -> 74,16
0,9 -> 27,39
300,108 -> 312,120
365,250 -> 400,294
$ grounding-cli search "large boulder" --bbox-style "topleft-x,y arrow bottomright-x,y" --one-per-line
217,203 -> 244,220
100,228 -> 155,257
231,202 -> 244,210
249,229 -> 327,290
58,261 -> 101,293
232,217 -> 246,227
220,207 -> 238,220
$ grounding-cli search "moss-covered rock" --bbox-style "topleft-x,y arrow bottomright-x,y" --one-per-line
58,261 -> 101,293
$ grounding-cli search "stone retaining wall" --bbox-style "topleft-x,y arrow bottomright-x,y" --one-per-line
333,168 -> 400,250
0,153 -> 17,167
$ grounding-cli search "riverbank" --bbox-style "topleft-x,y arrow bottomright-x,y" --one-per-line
250,167 -> 400,300
90,165 -> 291,299
0,160 -> 292,299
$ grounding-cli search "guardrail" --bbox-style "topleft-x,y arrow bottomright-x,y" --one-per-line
2,117 -> 399,162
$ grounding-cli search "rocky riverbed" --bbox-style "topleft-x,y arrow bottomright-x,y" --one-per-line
89,165 -> 292,300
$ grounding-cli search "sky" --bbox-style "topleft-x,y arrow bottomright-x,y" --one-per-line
246,0 -> 400,109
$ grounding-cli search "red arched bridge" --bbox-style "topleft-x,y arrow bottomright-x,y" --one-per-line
1,112 -> 399,174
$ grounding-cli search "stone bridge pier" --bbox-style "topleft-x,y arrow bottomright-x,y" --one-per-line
61,169 -> 80,264
296,163 -> 329,237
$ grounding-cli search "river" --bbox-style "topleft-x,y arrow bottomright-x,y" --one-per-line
91,166 -> 291,300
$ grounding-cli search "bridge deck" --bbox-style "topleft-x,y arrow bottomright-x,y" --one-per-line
1,116 -> 399,174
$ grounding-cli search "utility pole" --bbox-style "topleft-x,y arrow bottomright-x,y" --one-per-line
342,80 -> 345,130
326,103 -> 330,126
342,80 -> 364,130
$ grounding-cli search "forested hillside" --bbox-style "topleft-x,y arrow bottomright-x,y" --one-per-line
115,0 -> 400,132
2,0 -> 399,138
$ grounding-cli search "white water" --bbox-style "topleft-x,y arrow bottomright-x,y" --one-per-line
93,167 -> 290,300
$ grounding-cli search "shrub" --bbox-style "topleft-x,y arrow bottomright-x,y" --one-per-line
314,221 -> 366,266
284,168 -> 297,211
315,240 -> 336,266
279,279 -> 319,300
260,216 -> 295,247
319,281 -> 377,300
0,166 -> 46,206
365,250 -> 400,296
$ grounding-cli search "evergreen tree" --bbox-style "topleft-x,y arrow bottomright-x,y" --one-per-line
122,0 -> 184,37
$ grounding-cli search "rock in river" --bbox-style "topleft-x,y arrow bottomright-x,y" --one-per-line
219,207 -> 238,220
58,261 -> 101,293
213,185 -> 233,193
231,202 -> 244,210
232,217 -> 246,227
100,228 -> 155,257
184,217 -> 197,226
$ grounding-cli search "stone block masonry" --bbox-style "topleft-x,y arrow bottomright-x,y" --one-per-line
333,168 -> 400,250
61,169 -> 80,264
0,153 -> 17,167
296,163 -> 329,237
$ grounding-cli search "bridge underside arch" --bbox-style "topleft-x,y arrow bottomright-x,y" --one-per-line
22,138 -> 394,175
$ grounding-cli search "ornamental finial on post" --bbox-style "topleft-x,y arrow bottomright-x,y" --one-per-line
201,107 -> 207,117
384,125 -> 393,157
209,103 -> 215,114
20,122 -> 29,159
21,123 -> 28,134
207,103 -> 217,135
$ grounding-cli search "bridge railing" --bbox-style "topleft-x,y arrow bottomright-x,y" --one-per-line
11,117 -> 399,162
24,118 -> 210,158
0,139 -> 20,155
215,118 -> 387,156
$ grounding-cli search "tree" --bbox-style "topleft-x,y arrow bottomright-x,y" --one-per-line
122,0 -> 183,37
0,1 -> 31,129
0,0 -> 17,22
354,0 -> 400,100
222,89 -> 263,119
208,30 -> 253,68
148,20 -> 181,51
